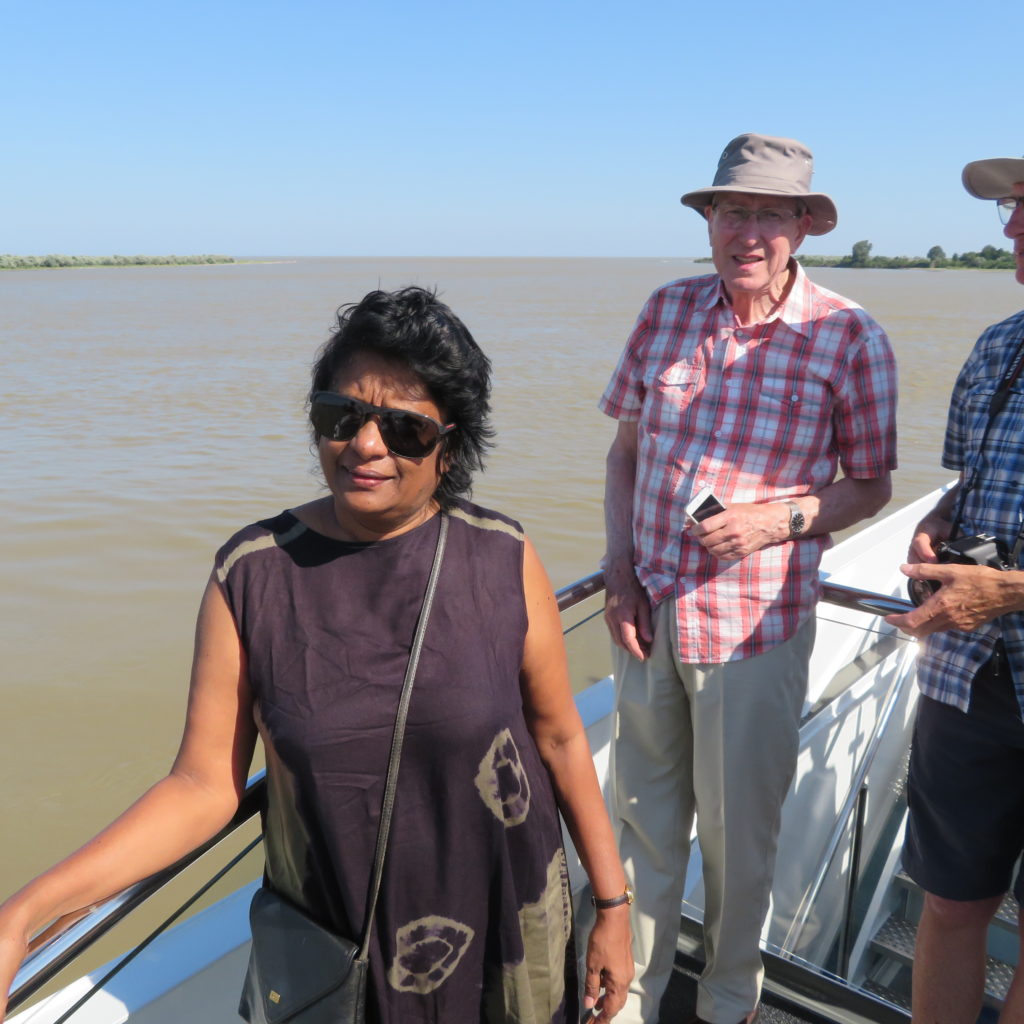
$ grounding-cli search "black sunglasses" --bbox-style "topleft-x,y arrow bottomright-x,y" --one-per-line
310,392 -> 456,459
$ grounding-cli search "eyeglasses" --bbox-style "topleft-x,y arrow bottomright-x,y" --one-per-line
712,205 -> 803,233
997,196 -> 1024,225
310,392 -> 456,458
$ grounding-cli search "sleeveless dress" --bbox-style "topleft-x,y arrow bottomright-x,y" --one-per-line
215,499 -> 578,1023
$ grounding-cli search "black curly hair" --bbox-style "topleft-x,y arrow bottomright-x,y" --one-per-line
309,286 -> 494,508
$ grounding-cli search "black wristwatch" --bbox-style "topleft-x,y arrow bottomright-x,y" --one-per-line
785,500 -> 806,539
591,885 -> 634,909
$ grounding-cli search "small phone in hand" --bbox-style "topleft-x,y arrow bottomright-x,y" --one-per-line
685,485 -> 726,526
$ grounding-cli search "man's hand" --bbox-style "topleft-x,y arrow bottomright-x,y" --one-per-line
688,502 -> 788,561
886,564 -> 1024,638
603,562 -> 653,661
905,511 -> 954,566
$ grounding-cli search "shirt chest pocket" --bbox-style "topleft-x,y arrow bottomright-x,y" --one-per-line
754,374 -> 831,422
963,377 -> 1024,459
964,376 -> 1024,423
646,363 -> 702,417
647,361 -> 698,394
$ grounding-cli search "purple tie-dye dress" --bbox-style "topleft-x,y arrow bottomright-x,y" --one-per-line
216,499 -> 578,1023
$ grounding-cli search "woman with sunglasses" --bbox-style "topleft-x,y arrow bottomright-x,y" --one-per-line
0,287 -> 632,1023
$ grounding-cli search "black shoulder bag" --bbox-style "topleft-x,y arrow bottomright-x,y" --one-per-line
238,513 -> 449,1024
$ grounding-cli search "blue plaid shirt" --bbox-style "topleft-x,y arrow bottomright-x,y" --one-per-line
916,308 -> 1024,715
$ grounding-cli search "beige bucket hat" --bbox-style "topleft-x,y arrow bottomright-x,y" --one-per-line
962,155 -> 1024,199
680,132 -> 838,236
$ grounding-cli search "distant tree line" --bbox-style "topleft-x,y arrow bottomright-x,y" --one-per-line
798,240 -> 1016,270
0,254 -> 236,270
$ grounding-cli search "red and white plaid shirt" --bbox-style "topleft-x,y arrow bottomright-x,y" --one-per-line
599,262 -> 898,662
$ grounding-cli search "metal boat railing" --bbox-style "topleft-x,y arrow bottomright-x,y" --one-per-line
557,570 -> 916,620
9,573 -> 916,1017
555,570 -> 606,612
780,639 -> 915,958
819,581 -> 913,619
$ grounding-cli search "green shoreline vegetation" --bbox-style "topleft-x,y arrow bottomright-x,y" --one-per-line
798,239 -> 1016,270
696,240 -> 1016,270
0,254 -> 236,270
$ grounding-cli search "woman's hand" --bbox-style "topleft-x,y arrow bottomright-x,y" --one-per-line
0,942 -> 26,1023
582,906 -> 634,1019
0,907 -> 31,1023
519,537 -> 635,1017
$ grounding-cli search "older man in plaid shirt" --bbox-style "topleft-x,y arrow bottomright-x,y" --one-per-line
599,133 -> 897,1024
887,151 -> 1024,1024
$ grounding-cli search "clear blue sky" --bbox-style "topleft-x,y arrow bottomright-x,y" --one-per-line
3,0 -> 1017,259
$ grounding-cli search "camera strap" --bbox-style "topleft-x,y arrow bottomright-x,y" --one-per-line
950,331 -> 1024,550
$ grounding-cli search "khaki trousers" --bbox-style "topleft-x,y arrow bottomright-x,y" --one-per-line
611,600 -> 813,1024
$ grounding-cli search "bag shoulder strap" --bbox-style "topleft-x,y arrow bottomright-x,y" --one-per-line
951,333 -> 1024,538
358,512 -> 449,959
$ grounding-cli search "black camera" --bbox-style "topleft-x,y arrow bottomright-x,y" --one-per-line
907,533 -> 1012,607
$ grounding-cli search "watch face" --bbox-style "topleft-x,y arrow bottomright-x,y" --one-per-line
786,501 -> 802,536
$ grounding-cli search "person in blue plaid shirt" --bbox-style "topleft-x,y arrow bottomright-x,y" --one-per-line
887,151 -> 1024,1024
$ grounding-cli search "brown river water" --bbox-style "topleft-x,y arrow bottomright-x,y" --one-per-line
2,257 -> 1022,901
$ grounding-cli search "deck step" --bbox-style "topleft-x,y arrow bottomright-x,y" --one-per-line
862,978 -> 910,1012
870,915 -> 916,967
870,914 -> 1014,1007
996,892 -> 1020,929
892,872 -> 1019,930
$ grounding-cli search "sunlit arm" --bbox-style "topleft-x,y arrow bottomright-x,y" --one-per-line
519,538 -> 633,1020
0,575 -> 257,1022
691,473 -> 893,562
892,563 -> 1024,638
797,473 -> 894,535
603,419 -> 652,661
886,476 -> 1024,637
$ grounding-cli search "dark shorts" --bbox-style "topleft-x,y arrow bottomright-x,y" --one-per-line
903,645 -> 1024,902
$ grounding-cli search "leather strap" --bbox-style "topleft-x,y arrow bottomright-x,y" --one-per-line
950,332 -> 1024,541
591,885 -> 634,909
358,512 -> 449,960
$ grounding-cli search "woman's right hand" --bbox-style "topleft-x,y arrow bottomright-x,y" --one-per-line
0,913 -> 30,1023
